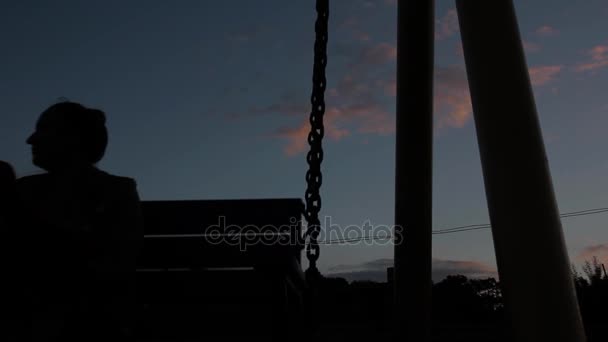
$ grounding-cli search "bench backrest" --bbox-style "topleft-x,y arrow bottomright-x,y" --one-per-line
137,198 -> 304,270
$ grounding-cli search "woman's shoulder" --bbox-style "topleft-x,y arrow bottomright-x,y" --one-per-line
95,170 -> 137,187
88,170 -> 139,202
16,173 -> 49,183
16,173 -> 50,194
16,170 -> 139,198
93,170 -> 141,205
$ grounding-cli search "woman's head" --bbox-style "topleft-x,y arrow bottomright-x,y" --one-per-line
27,101 -> 108,172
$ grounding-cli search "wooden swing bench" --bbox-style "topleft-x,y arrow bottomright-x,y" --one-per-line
136,198 -> 306,341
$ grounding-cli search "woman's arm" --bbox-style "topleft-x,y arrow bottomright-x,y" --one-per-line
0,160 -> 16,204
92,176 -> 142,338
0,160 -> 17,228
95,176 -> 142,274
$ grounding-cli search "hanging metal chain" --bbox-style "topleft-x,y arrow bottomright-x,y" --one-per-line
304,0 -> 329,273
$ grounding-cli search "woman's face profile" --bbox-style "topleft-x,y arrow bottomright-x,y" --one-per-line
26,110 -> 83,171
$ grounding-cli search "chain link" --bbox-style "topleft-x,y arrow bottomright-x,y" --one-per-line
304,0 -> 329,272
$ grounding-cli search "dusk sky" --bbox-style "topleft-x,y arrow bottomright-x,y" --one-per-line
1,0 -> 606,280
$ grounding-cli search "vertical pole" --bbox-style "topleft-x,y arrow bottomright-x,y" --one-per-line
455,1 -> 586,341
394,1 -> 434,341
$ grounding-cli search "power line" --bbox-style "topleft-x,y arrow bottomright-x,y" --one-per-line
432,225 -> 491,235
431,223 -> 491,233
559,208 -> 608,218
320,206 -> 608,245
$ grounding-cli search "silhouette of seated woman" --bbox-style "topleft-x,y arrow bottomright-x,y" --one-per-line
0,161 -> 24,340
16,101 -> 142,341
0,160 -> 16,223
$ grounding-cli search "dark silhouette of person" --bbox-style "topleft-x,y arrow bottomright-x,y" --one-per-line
0,160 -> 16,219
0,161 -> 24,341
15,101 -> 142,341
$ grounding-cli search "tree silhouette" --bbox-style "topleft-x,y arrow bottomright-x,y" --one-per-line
572,256 -> 607,342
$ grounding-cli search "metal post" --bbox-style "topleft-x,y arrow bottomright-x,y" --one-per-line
455,1 -> 586,341
394,1 -> 434,341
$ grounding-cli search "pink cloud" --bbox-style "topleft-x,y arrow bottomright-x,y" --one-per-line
591,45 -> 608,59
245,30 -> 575,155
269,70 -> 396,156
528,65 -> 563,86
357,32 -> 371,42
523,41 -> 542,53
346,103 -> 394,135
377,67 -> 473,130
380,79 -> 397,97
436,9 -> 459,40
436,92 -> 473,128
431,64 -> 562,129
244,93 -> 320,119
338,16 -> 359,30
434,66 -> 473,129
333,74 -> 372,98
577,243 -> 608,265
338,14 -> 374,43
358,42 -> 397,65
455,42 -> 465,57
373,64 -> 562,133
575,44 -> 608,72
457,40 -> 539,56
273,108 -> 350,156
273,121 -> 310,157
535,25 -> 559,37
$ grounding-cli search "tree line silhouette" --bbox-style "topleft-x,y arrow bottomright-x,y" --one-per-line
311,258 -> 606,342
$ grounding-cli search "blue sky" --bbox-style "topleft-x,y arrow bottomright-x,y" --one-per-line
1,0 -> 606,279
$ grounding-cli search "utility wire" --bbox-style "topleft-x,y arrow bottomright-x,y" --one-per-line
320,206 -> 608,245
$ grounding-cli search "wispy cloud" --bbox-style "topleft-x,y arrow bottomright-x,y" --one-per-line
271,105 -> 392,156
434,66 -> 473,129
436,92 -> 473,129
268,61 -> 564,155
328,257 -> 496,282
535,25 -> 559,37
265,62 -> 395,156
356,32 -> 371,42
436,9 -> 459,40
523,41 -> 542,53
338,15 -> 374,43
577,243 -> 608,265
371,66 -> 473,130
529,65 -> 563,86
272,121 -> 310,157
431,63 -> 562,129
575,44 -> 608,72
260,41 -> 398,156
232,29 -> 564,157
272,109 -> 350,156
357,42 -> 397,65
